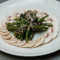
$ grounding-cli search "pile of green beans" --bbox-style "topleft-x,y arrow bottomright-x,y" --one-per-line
6,10 -> 52,42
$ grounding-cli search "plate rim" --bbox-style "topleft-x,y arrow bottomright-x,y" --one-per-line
0,46 -> 60,57
0,0 -> 60,57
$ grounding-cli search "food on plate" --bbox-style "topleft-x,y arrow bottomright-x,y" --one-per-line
0,10 -> 58,48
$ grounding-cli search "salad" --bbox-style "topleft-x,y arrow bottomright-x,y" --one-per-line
6,10 -> 52,42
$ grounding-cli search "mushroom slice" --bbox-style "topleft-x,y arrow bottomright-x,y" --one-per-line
6,16 -> 13,21
4,38 -> 17,44
13,40 -> 26,47
34,36 -> 45,47
44,34 -> 52,44
6,20 -> 15,23
13,12 -> 20,19
22,41 -> 35,48
0,28 -> 8,33
1,21 -> 7,27
41,12 -> 48,17
46,17 -> 58,39
19,41 -> 26,46
13,40 -> 21,46
0,31 -> 10,36
37,11 -> 42,18
52,22 -> 58,39
44,27 -> 53,44
1,34 -> 12,40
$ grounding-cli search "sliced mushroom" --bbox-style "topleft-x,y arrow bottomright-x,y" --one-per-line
13,12 -> 20,19
45,17 -> 58,40
19,41 -> 26,46
1,21 -> 7,27
4,38 -> 17,44
6,20 -> 15,23
0,31 -> 10,36
34,36 -> 45,47
44,27 -> 53,44
52,22 -> 58,39
1,34 -> 12,40
41,12 -> 48,18
0,28 -> 8,33
44,33 -> 52,44
12,40 -> 21,46
13,40 -> 26,47
37,11 -> 42,18
22,41 -> 35,48
6,16 -> 13,21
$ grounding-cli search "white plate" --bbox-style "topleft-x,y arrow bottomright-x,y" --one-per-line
0,0 -> 60,57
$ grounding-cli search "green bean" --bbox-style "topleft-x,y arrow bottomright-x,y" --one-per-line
33,25 -> 48,31
6,23 -> 14,26
20,13 -> 26,19
30,12 -> 37,16
33,22 -> 37,26
14,31 -> 19,38
29,31 -> 35,40
15,18 -> 20,21
14,31 -> 24,40
6,26 -> 18,31
19,25 -> 27,40
38,15 -> 48,23
20,36 -> 23,40
25,25 -> 30,42
42,23 -> 53,27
